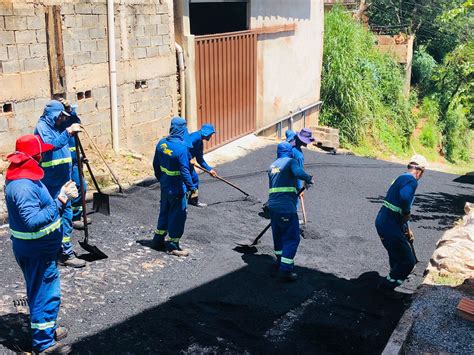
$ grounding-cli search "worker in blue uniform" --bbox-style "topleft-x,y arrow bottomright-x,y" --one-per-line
59,99 -> 88,230
152,117 -> 197,256
375,154 -> 427,298
267,141 -> 314,282
5,134 -> 78,354
188,123 -> 217,207
35,100 -> 85,268
286,128 -> 314,220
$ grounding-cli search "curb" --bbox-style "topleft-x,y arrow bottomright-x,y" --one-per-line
381,304 -> 416,355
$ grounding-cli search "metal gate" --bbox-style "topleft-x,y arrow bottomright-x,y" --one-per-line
195,31 -> 257,150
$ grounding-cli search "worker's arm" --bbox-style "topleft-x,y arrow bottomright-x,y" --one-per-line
14,185 -> 62,232
178,150 -> 196,191
194,140 -> 212,171
399,180 -> 418,215
289,159 -> 312,184
35,122 -> 70,150
152,147 -> 161,181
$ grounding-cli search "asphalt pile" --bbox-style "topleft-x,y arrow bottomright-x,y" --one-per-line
0,145 -> 472,354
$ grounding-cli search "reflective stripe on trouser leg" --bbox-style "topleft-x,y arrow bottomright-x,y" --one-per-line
270,211 -> 283,261
279,212 -> 300,272
71,164 -> 86,221
13,253 -> 60,352
61,203 -> 74,256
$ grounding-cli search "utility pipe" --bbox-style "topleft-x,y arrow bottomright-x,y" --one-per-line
107,0 -> 119,153
175,42 -> 186,117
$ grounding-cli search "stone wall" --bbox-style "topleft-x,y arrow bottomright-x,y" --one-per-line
0,0 -> 178,157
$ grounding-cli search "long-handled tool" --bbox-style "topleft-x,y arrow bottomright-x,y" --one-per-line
403,223 -> 419,264
76,137 -> 110,215
194,164 -> 251,197
236,187 -> 306,248
75,134 -> 108,259
81,126 -> 124,193
300,195 -> 307,225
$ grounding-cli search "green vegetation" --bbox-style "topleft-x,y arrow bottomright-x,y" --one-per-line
320,6 -> 415,155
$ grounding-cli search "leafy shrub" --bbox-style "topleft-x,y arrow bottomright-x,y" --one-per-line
412,48 -> 438,95
321,6 -> 415,153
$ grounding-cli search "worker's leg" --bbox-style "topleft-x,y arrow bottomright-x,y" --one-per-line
191,165 -> 199,189
167,193 -> 187,251
189,166 -> 203,206
153,190 -> 170,247
14,252 -> 60,352
269,210 -> 283,264
71,164 -> 87,222
279,213 -> 300,272
47,184 -> 74,257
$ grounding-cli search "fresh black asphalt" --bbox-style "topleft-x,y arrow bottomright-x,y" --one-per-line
0,144 -> 472,354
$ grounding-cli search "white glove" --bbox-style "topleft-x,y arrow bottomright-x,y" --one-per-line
66,123 -> 82,134
58,180 -> 79,204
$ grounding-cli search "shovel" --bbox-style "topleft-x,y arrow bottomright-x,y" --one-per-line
236,187 -> 306,249
75,134 -> 108,259
76,136 -> 110,215
194,164 -> 259,202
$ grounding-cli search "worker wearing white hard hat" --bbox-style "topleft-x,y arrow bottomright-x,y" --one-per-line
374,154 -> 427,298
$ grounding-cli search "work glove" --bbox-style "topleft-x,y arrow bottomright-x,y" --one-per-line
405,228 -> 415,243
304,178 -> 314,190
58,180 -> 79,204
402,213 -> 411,223
66,123 -> 82,134
209,169 -> 217,177
186,189 -> 198,200
189,158 -> 197,166
59,98 -> 72,113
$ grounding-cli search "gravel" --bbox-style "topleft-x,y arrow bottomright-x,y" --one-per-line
0,145 -> 472,354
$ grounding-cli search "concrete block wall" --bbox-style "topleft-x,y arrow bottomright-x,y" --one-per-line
0,0 -> 178,157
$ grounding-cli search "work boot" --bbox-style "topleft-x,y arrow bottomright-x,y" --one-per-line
34,342 -> 71,354
151,235 -> 166,251
277,269 -> 298,282
166,242 -> 190,257
55,327 -> 68,341
376,282 -> 406,300
72,217 -> 91,230
189,197 -> 207,207
58,253 -> 86,268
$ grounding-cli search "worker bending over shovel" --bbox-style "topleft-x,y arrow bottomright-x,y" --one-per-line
152,117 -> 197,256
35,100 -> 85,268
268,142 -> 314,282
188,123 -> 217,207
375,155 -> 427,299
5,135 -> 78,354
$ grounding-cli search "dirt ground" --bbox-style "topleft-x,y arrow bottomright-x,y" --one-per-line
0,144 -> 472,354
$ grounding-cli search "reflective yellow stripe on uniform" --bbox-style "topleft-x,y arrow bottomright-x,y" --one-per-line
31,321 -> 55,330
10,218 -> 61,240
69,147 -> 76,152
155,229 -> 167,235
168,237 -> 180,243
41,157 -> 72,168
62,236 -> 71,243
71,206 -> 83,212
274,250 -> 283,256
268,187 -> 297,194
160,166 -> 181,176
382,200 -> 402,214
281,257 -> 294,265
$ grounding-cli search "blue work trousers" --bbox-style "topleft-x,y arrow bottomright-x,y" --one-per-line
190,165 -> 199,189
375,211 -> 416,288
270,211 -> 300,272
71,164 -> 87,221
46,184 -> 73,256
156,191 -> 188,242
13,250 -> 60,352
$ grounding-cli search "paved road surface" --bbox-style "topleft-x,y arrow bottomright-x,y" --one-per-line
0,145 -> 472,354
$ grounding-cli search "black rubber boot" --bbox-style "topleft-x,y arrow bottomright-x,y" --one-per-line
278,269 -> 298,282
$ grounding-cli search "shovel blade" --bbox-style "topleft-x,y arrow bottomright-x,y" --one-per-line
92,192 -> 110,215
79,240 -> 108,260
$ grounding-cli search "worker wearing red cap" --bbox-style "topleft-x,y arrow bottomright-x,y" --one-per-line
5,135 -> 79,354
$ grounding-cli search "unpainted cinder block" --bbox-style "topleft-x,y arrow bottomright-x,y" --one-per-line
146,46 -> 159,58
91,51 -> 108,64
144,24 -> 157,37
27,16 -> 44,30
75,3 -> 92,15
14,99 -> 35,114
89,27 -> 106,39
0,3 -> 13,16
80,39 -> 97,52
34,97 -> 50,112
157,24 -> 168,35
12,3 -> 33,17
136,37 -> 151,47
133,47 -> 147,59
23,57 -> 47,71
61,3 -> 75,16
17,44 -> 31,59
0,46 -> 7,60
150,36 -> 163,46
1,59 -> 20,73
0,30 -> 15,45
15,30 -> 37,44
73,52 -> 91,66
91,4 -> 107,15
82,15 -> 100,28
29,43 -> 46,58
158,45 -> 169,56
5,16 -> 27,31
36,29 -> 46,43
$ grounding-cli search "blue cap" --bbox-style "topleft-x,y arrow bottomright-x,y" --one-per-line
201,123 -> 216,138
285,129 -> 296,143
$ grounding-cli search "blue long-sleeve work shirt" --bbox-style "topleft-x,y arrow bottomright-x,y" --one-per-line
5,178 -> 64,257
188,131 -> 212,171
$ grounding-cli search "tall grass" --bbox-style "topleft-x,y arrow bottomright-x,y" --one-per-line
320,6 -> 416,154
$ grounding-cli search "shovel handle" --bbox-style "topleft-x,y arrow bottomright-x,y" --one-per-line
250,187 -> 306,246
300,195 -> 307,225
76,136 -> 102,194
75,136 -> 89,243
194,164 -> 250,196
81,126 -> 123,193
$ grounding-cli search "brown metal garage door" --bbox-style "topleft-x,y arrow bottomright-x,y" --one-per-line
195,30 -> 257,150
